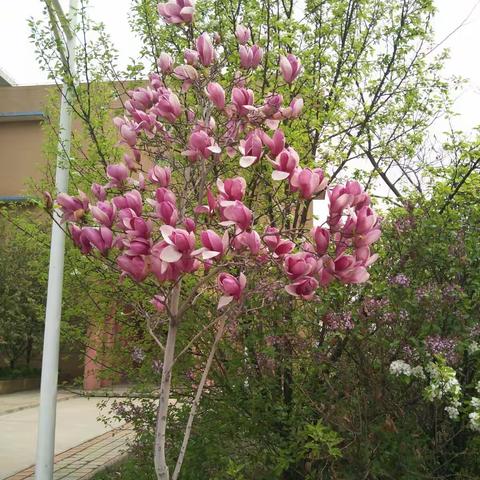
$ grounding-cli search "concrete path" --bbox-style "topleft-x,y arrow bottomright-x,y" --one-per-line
0,391 -> 125,479
6,426 -> 134,480
0,390 -> 76,416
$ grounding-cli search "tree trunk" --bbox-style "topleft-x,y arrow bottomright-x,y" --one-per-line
154,282 -> 182,480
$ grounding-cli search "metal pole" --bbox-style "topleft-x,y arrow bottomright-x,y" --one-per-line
35,1 -> 78,478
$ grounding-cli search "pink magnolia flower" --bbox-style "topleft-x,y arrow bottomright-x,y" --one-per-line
281,97 -> 303,119
196,33 -> 215,67
279,54 -> 301,83
355,246 -> 379,268
91,201 -> 116,227
173,65 -> 198,91
91,183 -> 106,201
173,65 -> 198,81
124,216 -> 152,239
354,228 -> 381,248
274,239 -> 295,257
184,48 -> 199,66
159,225 -> 195,262
123,150 -> 140,171
263,227 -> 296,257
124,237 -> 151,256
289,167 -> 327,199
117,254 -> 149,282
235,25 -> 250,44
195,188 -> 217,215
285,276 -> 319,300
184,217 -> 196,232
231,87 -> 254,116
263,226 -> 280,250
217,176 -> 246,201
149,72 -> 163,90
234,230 -> 261,255
153,89 -> 182,122
311,226 -> 330,255
271,147 -> 299,180
128,87 -> 157,111
158,0 -> 195,24
182,130 -> 221,162
328,185 -> 354,229
343,180 -> 371,209
261,93 -> 283,118
316,258 -> 335,286
81,227 -> 113,254
158,52 -> 173,73
156,201 -> 178,226
155,187 -> 177,205
259,129 -> 285,158
113,117 -> 138,146
206,82 -> 225,109
193,229 -> 229,259
148,165 -> 171,187
106,163 -> 130,188
329,255 -> 369,284
343,206 -> 381,247
150,242 -> 183,282
221,200 -> 253,231
133,111 -> 163,138
217,272 -> 246,308
239,130 -> 263,167
57,191 -> 89,222
239,44 -> 263,69
283,252 -> 318,280
70,225 -> 92,254
112,190 -> 143,216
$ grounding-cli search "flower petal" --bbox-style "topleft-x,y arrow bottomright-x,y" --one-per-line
217,295 -> 233,309
271,170 -> 290,181
240,156 -> 257,168
159,245 -> 183,263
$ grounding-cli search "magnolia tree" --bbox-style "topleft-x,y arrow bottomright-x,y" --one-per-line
55,2 -> 380,478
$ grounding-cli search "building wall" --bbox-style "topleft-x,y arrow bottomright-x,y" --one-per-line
0,121 -> 46,196
0,85 -> 53,197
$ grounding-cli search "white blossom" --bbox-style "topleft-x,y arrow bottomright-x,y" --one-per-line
445,405 -> 459,420
390,360 -> 412,376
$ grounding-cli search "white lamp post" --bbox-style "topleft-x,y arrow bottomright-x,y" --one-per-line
35,1 -> 78,478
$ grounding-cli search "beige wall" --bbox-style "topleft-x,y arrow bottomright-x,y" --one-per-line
0,85 -> 53,197
0,121 -> 46,196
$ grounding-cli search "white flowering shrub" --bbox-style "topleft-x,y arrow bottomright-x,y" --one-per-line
390,356 -> 480,429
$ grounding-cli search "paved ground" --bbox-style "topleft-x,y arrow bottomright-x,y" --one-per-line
6,426 -> 134,480
0,390 -> 76,416
0,390 -> 127,479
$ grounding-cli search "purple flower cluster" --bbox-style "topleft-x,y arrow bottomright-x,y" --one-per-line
425,335 -> 458,364
323,312 -> 354,331
402,344 -> 419,361
393,216 -> 415,233
389,273 -> 410,287
443,284 -> 462,300
381,311 -> 396,324
362,297 -> 389,316
415,283 -> 437,301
